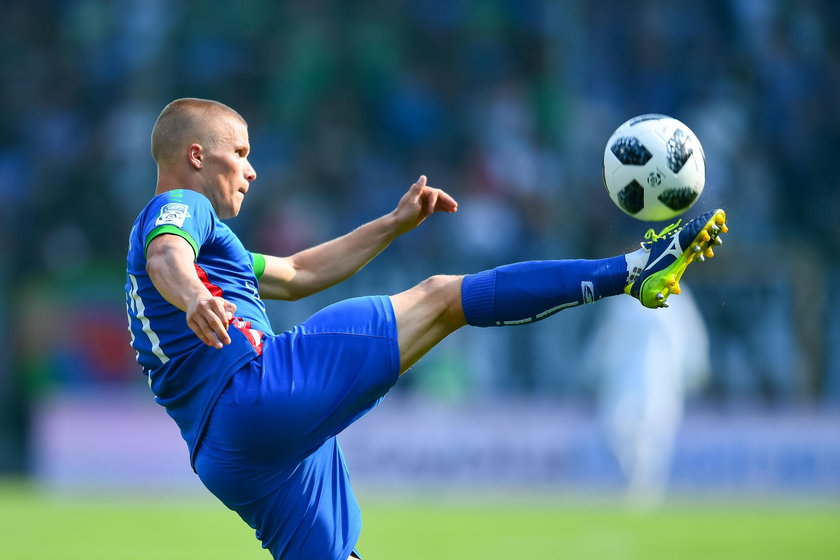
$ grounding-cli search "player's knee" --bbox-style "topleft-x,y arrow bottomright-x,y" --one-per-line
417,274 -> 461,294
417,274 -> 464,317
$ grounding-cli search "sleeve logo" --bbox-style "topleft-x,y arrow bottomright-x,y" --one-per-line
156,203 -> 190,227
581,281 -> 595,304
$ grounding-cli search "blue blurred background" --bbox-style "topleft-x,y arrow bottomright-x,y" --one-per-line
1,0 -> 839,497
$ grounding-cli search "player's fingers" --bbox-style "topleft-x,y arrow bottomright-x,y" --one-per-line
208,308 -> 232,345
202,315 -> 229,348
435,189 -> 458,212
204,325 -> 224,349
216,326 -> 232,346
409,175 -> 427,195
223,300 -> 237,323
189,317 -> 222,348
424,190 -> 435,215
195,299 -> 233,346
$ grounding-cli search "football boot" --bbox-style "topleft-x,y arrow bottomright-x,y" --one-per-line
626,209 -> 728,308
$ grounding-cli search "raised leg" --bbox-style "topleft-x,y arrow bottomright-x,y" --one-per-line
389,274 -> 467,373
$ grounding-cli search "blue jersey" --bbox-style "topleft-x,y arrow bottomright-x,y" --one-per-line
125,189 -> 269,465
126,189 -> 401,559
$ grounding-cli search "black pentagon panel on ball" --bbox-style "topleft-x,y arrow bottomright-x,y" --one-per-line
610,136 -> 653,166
658,187 -> 699,211
665,129 -> 693,173
618,179 -> 645,214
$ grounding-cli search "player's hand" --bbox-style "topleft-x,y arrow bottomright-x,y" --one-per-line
186,297 -> 237,349
393,175 -> 458,234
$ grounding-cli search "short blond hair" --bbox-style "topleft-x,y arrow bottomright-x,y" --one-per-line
151,98 -> 246,166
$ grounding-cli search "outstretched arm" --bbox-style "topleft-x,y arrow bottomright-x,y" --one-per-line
258,175 -> 458,300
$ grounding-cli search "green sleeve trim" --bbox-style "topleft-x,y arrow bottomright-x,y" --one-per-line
251,252 -> 266,279
145,225 -> 200,259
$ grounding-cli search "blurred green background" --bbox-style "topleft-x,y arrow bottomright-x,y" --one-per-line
1,0 -> 839,558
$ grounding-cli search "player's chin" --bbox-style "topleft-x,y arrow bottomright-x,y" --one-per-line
220,200 -> 243,219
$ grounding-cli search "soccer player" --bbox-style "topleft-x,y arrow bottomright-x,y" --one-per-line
125,98 -> 728,559
584,285 -> 710,508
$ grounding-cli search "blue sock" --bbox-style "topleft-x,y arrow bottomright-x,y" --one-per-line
461,256 -> 628,327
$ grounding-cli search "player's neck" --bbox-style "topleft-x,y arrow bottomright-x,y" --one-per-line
155,170 -> 197,197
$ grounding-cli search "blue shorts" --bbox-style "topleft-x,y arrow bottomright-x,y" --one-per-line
194,296 -> 400,560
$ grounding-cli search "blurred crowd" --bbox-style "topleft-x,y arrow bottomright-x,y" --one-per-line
2,0 -> 840,468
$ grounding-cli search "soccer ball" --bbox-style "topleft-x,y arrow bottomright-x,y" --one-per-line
602,114 -> 705,221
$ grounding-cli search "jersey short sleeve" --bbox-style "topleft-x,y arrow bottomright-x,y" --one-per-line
142,189 -> 214,259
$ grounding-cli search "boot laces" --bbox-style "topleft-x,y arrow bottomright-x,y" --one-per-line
644,219 -> 682,244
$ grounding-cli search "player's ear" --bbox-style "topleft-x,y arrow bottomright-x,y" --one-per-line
188,143 -> 203,169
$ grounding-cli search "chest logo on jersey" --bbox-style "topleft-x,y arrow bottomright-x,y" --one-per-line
156,203 -> 190,227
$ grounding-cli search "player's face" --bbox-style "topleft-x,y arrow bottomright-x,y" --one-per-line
201,116 -> 256,219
